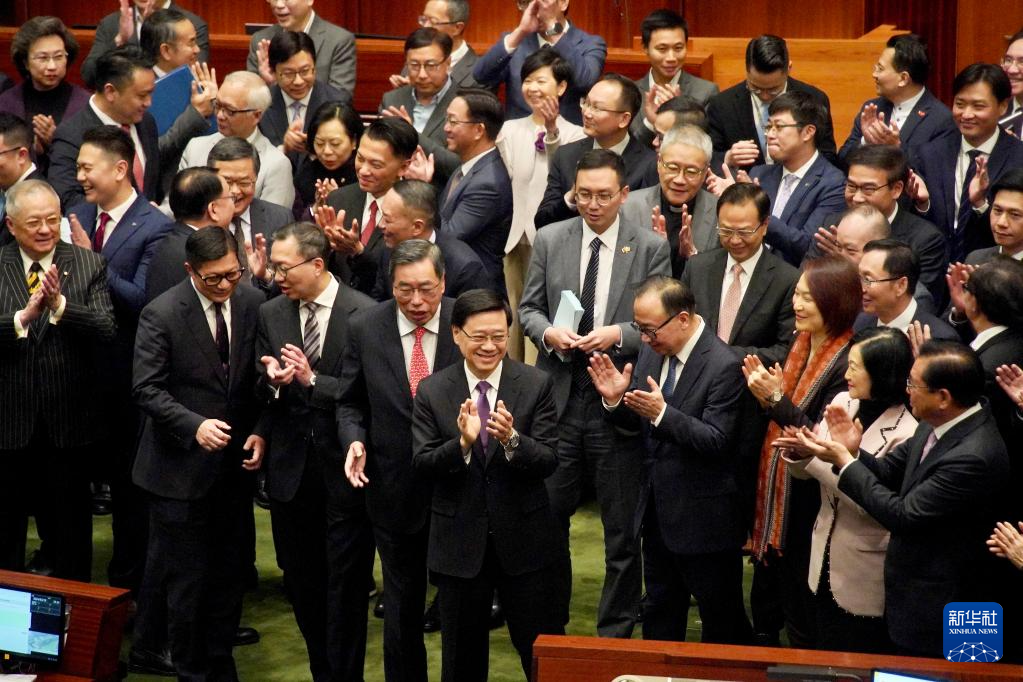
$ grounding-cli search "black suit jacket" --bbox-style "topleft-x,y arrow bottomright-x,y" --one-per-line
324,184 -> 386,296
707,78 -> 837,170
254,280 -> 375,506
0,241 -> 116,449
49,106 -> 161,209
248,198 -> 293,248
534,136 -> 658,229
681,248 -> 798,368
608,327 -> 748,554
260,80 -> 352,167
337,298 -> 463,533
853,306 -> 959,340
838,408 -> 1009,654
838,90 -> 956,166
412,359 -> 564,578
370,232 -> 490,302
975,328 -> 1023,449
144,222 -> 192,303
132,279 -> 264,500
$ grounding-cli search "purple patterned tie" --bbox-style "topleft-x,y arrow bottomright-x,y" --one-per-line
476,380 -> 491,450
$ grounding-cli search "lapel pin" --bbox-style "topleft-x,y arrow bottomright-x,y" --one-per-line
917,110 -> 926,117
621,246 -> 631,254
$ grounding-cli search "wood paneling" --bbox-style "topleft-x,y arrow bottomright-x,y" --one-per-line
685,1 -> 865,39
955,0 -> 1023,72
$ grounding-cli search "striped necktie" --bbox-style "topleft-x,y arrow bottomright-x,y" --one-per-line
303,301 -> 321,367
27,261 -> 42,295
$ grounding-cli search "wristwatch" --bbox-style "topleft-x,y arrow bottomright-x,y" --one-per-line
769,388 -> 783,406
309,373 -> 317,387
503,429 -> 521,451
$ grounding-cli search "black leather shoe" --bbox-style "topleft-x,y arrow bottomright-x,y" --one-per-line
373,593 -> 385,619
25,549 -> 54,577
489,593 -> 504,630
92,482 -> 112,516
128,647 -> 175,676
422,597 -> 440,632
233,626 -> 260,646
752,631 -> 781,647
254,473 -> 272,510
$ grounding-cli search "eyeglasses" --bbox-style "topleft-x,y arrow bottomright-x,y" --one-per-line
459,330 -> 508,345
1002,56 -> 1023,69
29,52 -> 68,65
580,98 -> 627,115
717,224 -> 764,239
763,122 -> 802,134
0,147 -> 23,157
277,66 -> 314,82
574,189 -> 622,206
221,177 -> 256,191
860,275 -> 903,287
630,316 -> 676,340
268,258 -> 316,281
406,59 -> 448,74
197,268 -> 246,286
906,379 -> 934,392
394,283 -> 441,299
747,81 -> 786,98
658,158 -> 707,180
214,102 -> 259,117
844,181 -> 891,197
22,215 -> 62,230
445,115 -> 479,127
418,15 -> 458,27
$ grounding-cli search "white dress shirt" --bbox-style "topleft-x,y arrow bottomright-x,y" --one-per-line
96,189 -> 138,248
397,304 -> 442,381
953,129 -> 999,229
449,40 -> 469,69
580,218 -> 620,329
89,96 -> 147,171
779,151 -> 818,197
459,146 -> 496,177
594,133 -> 630,156
970,325 -> 1009,352
719,245 -> 764,317
303,274 -> 338,349
462,360 -> 505,464
13,248 -> 67,338
880,297 -> 918,331
192,282 -> 232,343
890,87 -> 927,131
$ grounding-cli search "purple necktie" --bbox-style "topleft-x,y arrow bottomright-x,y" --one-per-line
919,430 -> 938,463
476,380 -> 491,450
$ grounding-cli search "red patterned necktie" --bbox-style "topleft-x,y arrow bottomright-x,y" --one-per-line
93,212 -> 112,251
409,326 -> 430,397
361,200 -> 378,245
120,124 -> 145,192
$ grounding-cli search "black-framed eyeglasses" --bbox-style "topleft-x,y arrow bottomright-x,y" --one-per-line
763,122 -> 803,134
197,268 -> 246,286
860,275 -> 903,288
717,224 -> 764,239
268,258 -> 316,281
630,316 -> 675,340
0,147 -> 23,157
844,181 -> 891,197
574,189 -> 623,207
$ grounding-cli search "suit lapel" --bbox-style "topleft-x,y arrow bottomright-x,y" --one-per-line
381,303 -> 414,402
422,85 -> 456,140
701,250 -> 728,332
227,291 -> 251,390
180,288 -> 228,388
896,94 -> 924,142
759,166 -> 782,201
560,219 -> 584,299
985,132 -> 1018,183
102,196 -> 144,261
604,217 -> 636,324
938,136 -> 959,229
730,251 -> 773,342
486,362 -> 521,466
692,190 -> 719,253
1,245 -> 28,310
267,87 -> 288,138
668,329 -> 711,406
319,285 -> 353,373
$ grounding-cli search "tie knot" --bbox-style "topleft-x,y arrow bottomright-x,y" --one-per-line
99,211 -> 111,225
368,200 -> 378,217
214,301 -> 223,313
783,174 -> 799,188
476,380 -> 491,395
967,149 -> 983,160
29,261 -> 42,273
414,326 -> 427,340
589,237 -> 602,253
732,262 -> 744,275
304,301 -> 319,313
120,123 -> 131,134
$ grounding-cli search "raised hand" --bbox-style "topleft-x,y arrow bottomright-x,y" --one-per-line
283,119 -> 307,155
724,140 -> 760,168
260,355 -> 295,386
68,213 -> 92,250
814,224 -> 842,258
403,145 -> 435,183
678,203 -> 696,258
968,154 -> 991,207
196,418 -> 232,451
995,364 -> 1023,411
345,441 -> 370,487
457,399 -> 482,451
822,403 -> 863,455
487,400 -> 515,445
704,164 -> 737,197
651,205 -> 668,239
743,354 -> 783,405
945,261 -> 975,314
241,434 -> 265,471
859,103 -> 879,142
988,521 -> 1023,570
256,39 -> 275,85
381,105 -> 414,126
189,63 -> 218,117
247,233 -> 268,281
906,170 -> 930,212
280,343 -> 314,386
115,0 -> 134,47
906,320 -> 932,358
313,178 -> 339,209
587,353 -> 632,404
388,74 -> 411,89
517,0 -> 542,35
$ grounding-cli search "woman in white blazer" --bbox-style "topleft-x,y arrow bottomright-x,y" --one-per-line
496,48 -> 585,361
779,326 -> 917,653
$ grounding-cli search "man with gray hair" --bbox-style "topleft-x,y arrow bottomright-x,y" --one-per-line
0,179 -> 116,581
174,70 -> 295,209
621,124 -> 719,278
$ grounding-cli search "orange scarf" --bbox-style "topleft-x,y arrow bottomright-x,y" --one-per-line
750,329 -> 853,560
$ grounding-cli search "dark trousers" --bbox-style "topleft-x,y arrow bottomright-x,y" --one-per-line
545,388 -> 642,637
751,545 -> 816,648
0,429 -> 92,581
641,495 -> 752,644
434,538 -> 564,682
270,454 -> 375,682
105,399 -> 147,591
372,521 -> 429,682
813,552 -> 891,654
139,477 -> 248,682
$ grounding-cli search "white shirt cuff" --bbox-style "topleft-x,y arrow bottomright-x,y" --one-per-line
651,402 -> 667,427
49,295 -> 67,325
13,310 -> 29,338
602,396 -> 621,412
503,35 -> 516,54
837,459 -> 857,478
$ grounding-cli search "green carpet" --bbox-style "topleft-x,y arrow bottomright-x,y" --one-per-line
31,501 -> 754,681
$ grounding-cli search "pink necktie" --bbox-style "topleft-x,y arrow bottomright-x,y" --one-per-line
918,431 -> 938,463
717,263 -> 743,342
409,326 -> 430,397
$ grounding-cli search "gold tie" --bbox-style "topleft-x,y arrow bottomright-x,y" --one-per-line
26,261 -> 42,295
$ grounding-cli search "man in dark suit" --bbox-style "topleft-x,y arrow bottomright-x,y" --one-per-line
339,239 -> 463,682
839,34 -> 955,165
0,113 -> 46,247
146,167 -> 237,302
81,0 -> 210,88
254,222 -> 375,682
590,275 -> 753,644
49,45 -> 209,210
319,118 -> 417,296
473,0 -> 606,125
259,30 -> 352,158
535,74 -> 658,229
746,92 -> 846,264
0,180 -> 116,581
248,0 -> 356,95
520,149 -> 670,637
707,35 -> 837,172
132,227 -> 265,680
64,125 -> 173,593
810,144 -> 948,306
801,341 -> 1009,656
906,63 -> 1023,263
371,179 -> 489,301
965,169 -> 1023,264
409,0 -> 480,90
412,288 -> 566,681
854,239 -> 958,340
380,28 -> 462,185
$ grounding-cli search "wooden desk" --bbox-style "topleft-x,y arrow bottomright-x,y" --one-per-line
0,570 -> 131,682
533,636 -> 1023,682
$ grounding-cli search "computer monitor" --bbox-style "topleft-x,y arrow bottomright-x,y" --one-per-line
873,671 -> 947,682
0,584 -> 65,667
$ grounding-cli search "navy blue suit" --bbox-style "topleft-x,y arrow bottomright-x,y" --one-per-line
438,149 -> 512,296
912,131 -> 1023,262
473,27 -> 606,125
838,90 -> 956,166
749,155 -> 847,264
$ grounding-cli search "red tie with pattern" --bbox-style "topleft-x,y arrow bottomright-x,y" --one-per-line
93,212 -> 112,251
361,200 -> 378,245
409,326 -> 430,397
120,123 -> 145,192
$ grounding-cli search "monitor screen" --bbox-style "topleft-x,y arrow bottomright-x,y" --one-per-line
0,585 -> 65,666
873,672 -> 946,682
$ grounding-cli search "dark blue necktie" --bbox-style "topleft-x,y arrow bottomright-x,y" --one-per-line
953,149 -> 983,262
572,237 -> 601,391
662,356 -> 680,400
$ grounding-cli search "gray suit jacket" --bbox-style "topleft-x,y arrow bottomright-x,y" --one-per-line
519,214 -> 671,414
248,16 -> 356,94
380,81 -> 461,183
630,71 -> 719,147
620,185 -> 719,277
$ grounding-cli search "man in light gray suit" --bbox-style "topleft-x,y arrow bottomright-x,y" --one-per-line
248,0 -> 356,95
621,125 -> 718,278
520,149 -> 671,638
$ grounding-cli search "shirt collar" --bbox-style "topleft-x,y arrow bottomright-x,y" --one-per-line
89,95 -> 127,127
892,86 -> 926,114
450,40 -> 469,65
672,317 -> 705,366
190,279 -> 230,315
19,247 -> 55,276
309,273 -> 339,310
881,297 -> 917,330
726,244 -> 763,272
465,359 -> 503,394
970,325 -> 1009,352
460,146 -> 495,176
237,206 -> 251,228
961,128 -> 999,156
595,133 -> 630,156
281,87 -> 313,110
581,215 -> 620,251
415,76 -> 453,107
301,11 -> 316,35
782,150 -> 818,181
397,302 -> 442,337
933,402 -> 983,440
101,188 -> 138,223
647,68 -> 681,90
245,128 -> 263,146
998,245 -> 1023,260
14,163 -> 37,185
887,203 -> 899,224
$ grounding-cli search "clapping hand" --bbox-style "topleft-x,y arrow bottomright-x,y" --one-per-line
945,261 -> 976,315
651,205 -> 667,239
313,178 -> 339,210
260,355 -> 295,387
246,233 -> 268,281
742,354 -> 783,407
32,114 -> 56,152
40,264 -> 62,311
906,320 -> 932,358
388,74 -> 411,89
678,203 -> 696,258
905,170 -> 930,212
381,105 -> 414,126
814,224 -> 841,258
315,205 -> 363,255
995,364 -> 1023,411
68,213 -> 93,250
862,108 -> 901,145
457,399 -> 482,452
988,521 -> 1023,570
537,94 -> 560,135
704,164 -> 738,196
968,154 -> 990,208
822,403 -> 863,455
623,375 -> 667,421
403,146 -> 435,183
283,119 -> 307,155
487,400 -> 515,445
587,353 -> 632,405
724,140 -> 760,168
